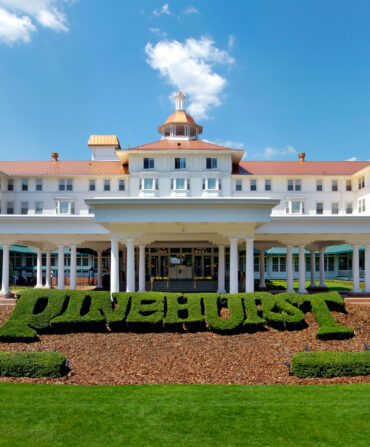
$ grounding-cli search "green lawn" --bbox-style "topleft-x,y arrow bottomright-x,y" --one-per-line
270,279 -> 361,291
0,383 -> 369,447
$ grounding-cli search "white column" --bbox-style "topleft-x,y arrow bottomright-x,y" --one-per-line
259,250 -> 266,288
45,251 -> 51,288
217,245 -> 226,294
364,244 -> 370,293
319,247 -> 326,288
229,237 -> 239,294
70,244 -> 77,290
110,237 -> 119,293
286,244 -> 294,293
310,251 -> 316,287
126,238 -> 135,293
35,248 -> 43,288
245,238 -> 254,293
298,244 -> 307,293
57,244 -> 64,290
0,244 -> 10,296
352,244 -> 361,293
138,245 -> 145,292
97,250 -> 103,288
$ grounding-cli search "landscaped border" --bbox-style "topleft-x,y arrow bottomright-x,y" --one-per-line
0,290 -> 354,342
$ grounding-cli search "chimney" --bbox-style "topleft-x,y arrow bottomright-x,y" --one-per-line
51,152 -> 59,161
298,152 -> 306,162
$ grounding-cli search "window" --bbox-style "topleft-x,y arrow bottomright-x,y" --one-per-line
175,158 -> 186,169
358,199 -> 366,213
331,202 -> 339,214
358,176 -> 365,189
206,158 -> 217,169
286,200 -> 304,214
346,180 -> 352,191
104,179 -> 110,191
331,180 -> 338,191
143,158 -> 154,169
7,179 -> 13,191
203,178 -> 217,190
288,179 -> 301,191
35,201 -> 43,214
272,257 -> 286,272
172,178 -> 186,190
66,179 -> 73,191
118,179 -> 125,191
22,179 -> 28,191
6,201 -> 14,214
345,202 -> 353,214
250,179 -> 257,191
36,179 -> 43,191
89,179 -> 95,191
265,179 -> 271,191
59,179 -> 72,191
56,201 -> 73,214
316,202 -> 324,214
142,178 -> 154,190
316,180 -> 323,191
235,179 -> 242,191
21,201 -> 28,215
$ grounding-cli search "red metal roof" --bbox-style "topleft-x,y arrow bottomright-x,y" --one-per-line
124,139 -> 241,152
234,160 -> 370,176
0,161 -> 127,176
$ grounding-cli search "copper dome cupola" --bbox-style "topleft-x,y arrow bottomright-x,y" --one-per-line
157,92 -> 203,140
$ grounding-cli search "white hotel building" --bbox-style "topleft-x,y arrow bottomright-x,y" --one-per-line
0,92 -> 369,296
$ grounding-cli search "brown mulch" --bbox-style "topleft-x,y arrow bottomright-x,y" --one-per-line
0,305 -> 369,386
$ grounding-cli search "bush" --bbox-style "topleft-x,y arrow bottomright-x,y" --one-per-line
50,291 -> 111,333
307,292 -> 354,340
204,294 -> 245,333
109,293 -> 132,331
291,351 -> 370,378
125,293 -> 165,330
0,351 -> 67,377
0,290 -> 68,342
163,294 -> 204,330
242,293 -> 266,331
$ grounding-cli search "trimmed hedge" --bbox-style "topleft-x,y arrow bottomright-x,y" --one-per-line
0,351 -> 67,377
291,351 -> 370,378
0,289 -> 354,340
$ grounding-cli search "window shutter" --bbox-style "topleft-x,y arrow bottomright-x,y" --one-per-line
171,179 -> 174,190
187,178 -> 190,190
218,179 -> 222,190
155,179 -> 159,190
202,179 -> 205,190
140,179 -> 142,190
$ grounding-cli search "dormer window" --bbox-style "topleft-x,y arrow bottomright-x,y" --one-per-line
175,158 -> 186,169
143,158 -> 154,169
206,158 -> 217,169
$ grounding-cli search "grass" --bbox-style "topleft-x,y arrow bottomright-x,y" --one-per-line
0,383 -> 369,447
269,279 -> 361,291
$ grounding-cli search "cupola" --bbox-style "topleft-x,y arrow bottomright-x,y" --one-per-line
157,92 -> 203,140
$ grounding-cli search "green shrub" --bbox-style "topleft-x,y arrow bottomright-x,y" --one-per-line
242,293 -> 266,331
292,351 -> 370,378
163,294 -> 204,330
307,292 -> 354,340
50,291 -> 111,333
204,294 -> 245,333
0,290 -> 68,342
257,293 -> 306,330
108,293 -> 132,331
125,293 -> 165,330
0,351 -> 67,378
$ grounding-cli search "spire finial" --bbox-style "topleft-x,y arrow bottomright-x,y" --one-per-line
175,91 -> 186,111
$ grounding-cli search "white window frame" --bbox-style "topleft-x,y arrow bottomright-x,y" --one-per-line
35,201 -> 44,215
56,200 -> 75,215
143,158 -> 155,169
206,158 -> 217,169
316,180 -> 323,192
250,179 -> 257,191
345,202 -> 353,214
316,202 -> 324,215
175,158 -> 186,169
235,179 -> 242,191
36,179 -> 43,191
331,202 -> 339,214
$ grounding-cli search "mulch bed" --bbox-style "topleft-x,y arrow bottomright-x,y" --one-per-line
0,304 -> 369,386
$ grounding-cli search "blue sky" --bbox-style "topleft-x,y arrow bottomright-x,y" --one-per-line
0,0 -> 369,161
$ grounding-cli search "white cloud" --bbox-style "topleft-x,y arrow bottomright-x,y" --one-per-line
184,6 -> 199,15
204,139 -> 245,149
0,0 -> 71,44
257,145 -> 297,160
228,34 -> 235,49
145,36 -> 235,119
0,7 -> 36,43
153,4 -> 170,17
149,27 -> 167,38
345,156 -> 357,161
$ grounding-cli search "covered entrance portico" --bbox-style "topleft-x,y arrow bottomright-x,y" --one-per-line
85,197 -> 279,294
